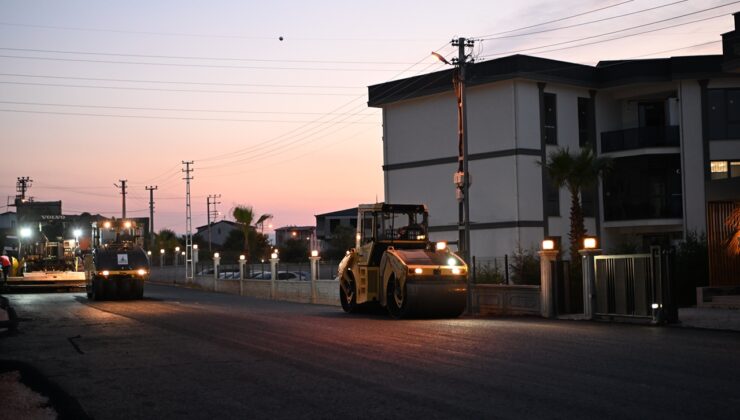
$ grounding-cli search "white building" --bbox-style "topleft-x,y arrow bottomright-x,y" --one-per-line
368,13 -> 740,260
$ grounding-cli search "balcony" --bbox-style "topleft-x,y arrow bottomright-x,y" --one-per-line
600,125 -> 679,153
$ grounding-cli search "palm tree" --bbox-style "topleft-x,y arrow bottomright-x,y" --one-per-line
232,205 -> 272,261
539,147 -> 611,262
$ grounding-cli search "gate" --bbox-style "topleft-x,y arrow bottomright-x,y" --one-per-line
553,260 -> 583,315
593,248 -> 676,321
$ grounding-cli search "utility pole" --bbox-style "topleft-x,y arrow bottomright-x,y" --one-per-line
15,177 -> 33,203
206,194 -> 221,252
114,179 -> 128,219
452,37 -> 474,264
145,185 -> 158,250
183,161 -> 194,282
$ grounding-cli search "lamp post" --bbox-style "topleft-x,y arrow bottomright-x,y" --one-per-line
239,254 -> 246,295
539,238 -> 560,319
310,250 -> 320,303
160,248 -> 165,267
73,228 -> 82,271
270,251 -> 279,299
174,246 -> 180,266
579,236 -> 601,320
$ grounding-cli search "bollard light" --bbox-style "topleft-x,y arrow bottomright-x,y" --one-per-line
583,236 -> 598,250
175,246 -> 180,252
160,249 -> 165,254
147,250 -> 152,256
271,252 -> 278,259
214,252 -> 220,259
193,244 -> 198,250
240,255 -> 246,261
181,251 -> 185,256
542,239 -> 555,251
311,250 -> 319,258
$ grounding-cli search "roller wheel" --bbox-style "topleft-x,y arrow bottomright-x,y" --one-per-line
91,277 -> 105,301
133,280 -> 144,300
339,271 -> 357,313
386,275 -> 410,319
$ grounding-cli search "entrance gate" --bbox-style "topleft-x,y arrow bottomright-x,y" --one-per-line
593,247 -> 676,321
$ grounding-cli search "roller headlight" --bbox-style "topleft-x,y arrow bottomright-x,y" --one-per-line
102,270 -> 110,277
137,269 -> 147,276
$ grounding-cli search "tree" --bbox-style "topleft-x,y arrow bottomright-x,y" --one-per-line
223,229 -> 271,261
325,225 -> 355,261
539,147 -> 611,262
154,229 -> 180,252
231,205 -> 272,262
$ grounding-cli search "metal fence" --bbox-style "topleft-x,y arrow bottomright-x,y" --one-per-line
594,253 -> 653,317
472,254 -> 540,285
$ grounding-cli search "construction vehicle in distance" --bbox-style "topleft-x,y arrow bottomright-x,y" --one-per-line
85,219 -> 149,300
337,203 -> 467,318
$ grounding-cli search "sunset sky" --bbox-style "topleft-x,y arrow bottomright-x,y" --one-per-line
0,0 -> 736,234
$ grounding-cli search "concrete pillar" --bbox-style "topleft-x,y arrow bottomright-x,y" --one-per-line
270,256 -> 279,299
174,249 -> 179,266
239,255 -> 246,296
310,255 -> 320,303
579,249 -> 601,320
538,249 -> 559,319
213,253 -> 221,291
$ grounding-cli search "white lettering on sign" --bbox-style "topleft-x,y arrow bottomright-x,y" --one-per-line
117,254 -> 129,265
40,215 -> 66,220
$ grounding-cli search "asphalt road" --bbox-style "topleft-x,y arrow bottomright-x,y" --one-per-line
1,284 -> 739,419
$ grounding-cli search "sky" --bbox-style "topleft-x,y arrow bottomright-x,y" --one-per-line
0,0 -> 736,234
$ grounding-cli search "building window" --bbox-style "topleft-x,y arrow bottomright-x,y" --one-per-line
578,97 -> 592,147
707,88 -> 740,140
544,93 -> 557,145
711,160 -> 740,180
329,219 -> 340,233
544,173 -> 560,217
581,187 -> 595,218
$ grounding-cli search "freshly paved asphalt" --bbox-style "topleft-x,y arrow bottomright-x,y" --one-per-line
1,284 -> 739,419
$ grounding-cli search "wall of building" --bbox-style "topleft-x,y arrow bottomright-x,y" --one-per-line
679,80 -> 708,235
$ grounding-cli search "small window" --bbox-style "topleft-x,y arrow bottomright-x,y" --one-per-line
544,173 -> 560,217
578,97 -> 591,147
543,93 -> 557,145
711,161 -> 728,180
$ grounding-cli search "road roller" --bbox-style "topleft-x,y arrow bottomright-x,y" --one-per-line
337,203 -> 467,318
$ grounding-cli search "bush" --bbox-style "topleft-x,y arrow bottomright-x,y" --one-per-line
474,258 -> 506,284
673,231 -> 708,307
510,246 -> 540,285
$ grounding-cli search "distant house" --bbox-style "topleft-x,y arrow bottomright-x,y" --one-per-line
194,220 -> 243,248
274,226 -> 315,248
315,208 -> 357,252
0,211 -> 16,231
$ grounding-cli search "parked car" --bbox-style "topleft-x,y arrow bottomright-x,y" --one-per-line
247,271 -> 310,281
196,268 -> 240,279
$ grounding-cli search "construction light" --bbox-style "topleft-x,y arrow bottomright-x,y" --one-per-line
414,268 -> 423,274
452,267 -> 461,275
137,269 -> 147,276
103,221 -> 112,229
435,241 -> 447,251
447,257 -> 457,266
73,228 -> 82,238
102,270 -> 110,277
124,221 -> 132,229
19,227 -> 32,238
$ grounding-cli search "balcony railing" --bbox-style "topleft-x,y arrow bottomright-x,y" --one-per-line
601,125 -> 680,153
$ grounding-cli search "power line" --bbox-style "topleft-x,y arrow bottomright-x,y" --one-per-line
0,108 -> 377,124
0,80 -> 360,96
477,0 -> 687,40
0,46 -> 421,65
476,0 -> 634,37
479,2 -> 739,58
0,54 -> 414,72
0,72 -> 360,89
0,100 -> 375,116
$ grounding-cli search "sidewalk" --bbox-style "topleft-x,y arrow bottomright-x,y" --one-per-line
677,307 -> 740,332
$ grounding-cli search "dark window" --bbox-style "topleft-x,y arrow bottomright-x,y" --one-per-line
544,93 -> 557,145
349,218 -> 357,228
544,172 -> 560,217
603,155 -> 682,221
638,102 -> 665,127
707,88 -> 740,140
329,219 -> 340,233
578,97 -> 592,147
